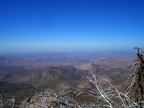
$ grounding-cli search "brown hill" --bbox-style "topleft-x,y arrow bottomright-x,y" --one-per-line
0,65 -> 81,90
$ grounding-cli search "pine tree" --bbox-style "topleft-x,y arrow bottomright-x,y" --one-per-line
126,47 -> 144,107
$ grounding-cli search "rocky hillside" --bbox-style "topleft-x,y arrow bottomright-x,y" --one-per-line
0,53 -> 134,108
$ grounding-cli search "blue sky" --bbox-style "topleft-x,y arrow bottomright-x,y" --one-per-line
0,0 -> 144,53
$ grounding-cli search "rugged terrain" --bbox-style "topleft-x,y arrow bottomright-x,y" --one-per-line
0,52 -> 135,107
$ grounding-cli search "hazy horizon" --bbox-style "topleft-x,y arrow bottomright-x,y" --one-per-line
0,48 -> 135,57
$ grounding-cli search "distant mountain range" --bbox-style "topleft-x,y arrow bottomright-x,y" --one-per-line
0,52 -> 134,68
0,53 -> 135,105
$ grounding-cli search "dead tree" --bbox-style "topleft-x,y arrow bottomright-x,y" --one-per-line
126,47 -> 144,106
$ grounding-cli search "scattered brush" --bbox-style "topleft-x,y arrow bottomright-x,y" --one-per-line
0,91 -> 15,108
76,72 -> 139,108
19,89 -> 82,108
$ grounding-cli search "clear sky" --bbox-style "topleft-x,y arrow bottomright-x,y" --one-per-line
0,0 -> 144,53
